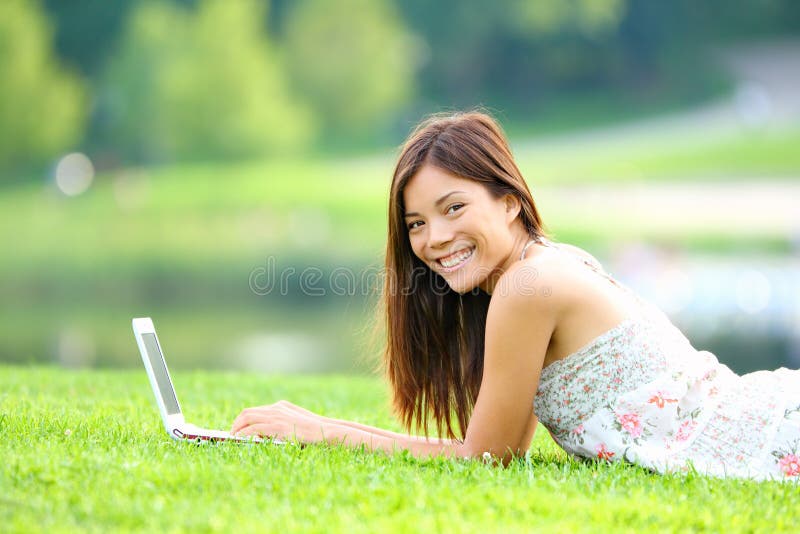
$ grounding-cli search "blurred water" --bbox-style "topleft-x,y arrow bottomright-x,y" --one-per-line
0,249 -> 796,376
609,246 -> 800,372
0,300 -> 378,374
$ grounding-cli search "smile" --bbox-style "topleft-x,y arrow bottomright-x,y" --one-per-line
436,247 -> 474,272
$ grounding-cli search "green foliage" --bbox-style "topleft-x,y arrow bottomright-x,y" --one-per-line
21,0 -> 800,161
0,0 -> 86,174
2,366 -> 799,532
42,0 -> 136,77
100,0 -> 315,163
397,0 -> 798,112
283,0 -> 418,135
512,0 -> 627,36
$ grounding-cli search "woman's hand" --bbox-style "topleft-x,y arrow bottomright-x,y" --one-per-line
230,400 -> 330,444
230,400 -> 463,458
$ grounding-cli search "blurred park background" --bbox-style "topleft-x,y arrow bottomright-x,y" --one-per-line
1,0 -> 799,375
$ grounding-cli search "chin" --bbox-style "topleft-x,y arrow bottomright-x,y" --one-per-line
446,282 -> 471,295
443,272 -> 484,295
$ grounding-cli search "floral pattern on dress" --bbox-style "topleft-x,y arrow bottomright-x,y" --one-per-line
665,370 -> 784,477
535,319 -> 667,444
648,391 -> 678,409
596,443 -> 615,461
771,439 -> 800,477
534,311 -> 800,481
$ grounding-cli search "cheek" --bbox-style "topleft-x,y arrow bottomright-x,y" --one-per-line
408,234 -> 426,260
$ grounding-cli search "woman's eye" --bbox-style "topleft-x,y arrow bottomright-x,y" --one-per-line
407,220 -> 423,230
446,203 -> 464,214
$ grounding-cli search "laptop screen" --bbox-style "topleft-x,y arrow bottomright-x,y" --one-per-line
142,333 -> 181,415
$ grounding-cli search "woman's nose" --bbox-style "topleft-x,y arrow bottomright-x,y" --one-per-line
426,219 -> 454,249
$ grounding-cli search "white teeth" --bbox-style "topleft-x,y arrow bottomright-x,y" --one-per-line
438,248 -> 473,268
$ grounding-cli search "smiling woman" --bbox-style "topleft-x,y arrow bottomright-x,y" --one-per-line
385,112 -> 550,442
231,111 -> 800,481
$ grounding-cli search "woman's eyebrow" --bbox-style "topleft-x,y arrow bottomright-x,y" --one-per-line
404,190 -> 466,217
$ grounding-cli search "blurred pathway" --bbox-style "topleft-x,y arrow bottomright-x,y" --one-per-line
537,179 -> 800,240
515,40 -> 800,241
515,39 -> 800,151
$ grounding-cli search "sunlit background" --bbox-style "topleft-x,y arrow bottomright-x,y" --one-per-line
1,0 -> 799,374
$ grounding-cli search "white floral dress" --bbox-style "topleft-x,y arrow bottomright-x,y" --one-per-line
531,239 -> 800,481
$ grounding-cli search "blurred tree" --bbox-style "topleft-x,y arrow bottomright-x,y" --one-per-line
42,0 -> 138,78
99,0 -> 314,163
27,0 -> 800,157
512,0 -> 626,36
0,0 -> 87,176
397,0 -> 799,116
283,0 -> 418,137
395,0 -> 632,108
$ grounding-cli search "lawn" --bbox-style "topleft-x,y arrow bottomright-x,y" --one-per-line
2,366 -> 798,532
514,126 -> 800,184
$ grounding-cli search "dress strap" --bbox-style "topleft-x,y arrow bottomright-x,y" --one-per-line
519,239 -> 538,261
519,234 -> 556,260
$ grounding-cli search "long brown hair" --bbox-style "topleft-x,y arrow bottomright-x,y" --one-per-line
383,111 -> 548,440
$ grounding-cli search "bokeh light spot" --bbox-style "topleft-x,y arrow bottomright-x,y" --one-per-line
55,152 -> 95,196
736,269 -> 771,315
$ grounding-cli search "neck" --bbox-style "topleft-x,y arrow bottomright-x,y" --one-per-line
479,227 -> 536,295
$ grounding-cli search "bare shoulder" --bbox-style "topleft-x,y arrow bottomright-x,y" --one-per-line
489,253 -> 570,318
554,242 -> 605,271
489,245 -> 606,323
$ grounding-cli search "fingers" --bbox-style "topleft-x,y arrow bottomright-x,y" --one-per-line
267,400 -> 315,417
229,406 -> 328,445
230,403 -> 298,435
231,407 -> 285,437
231,406 -> 272,434
230,401 -> 317,434
235,423 -> 282,439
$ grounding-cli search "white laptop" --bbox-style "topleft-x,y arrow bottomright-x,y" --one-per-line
132,317 -> 264,444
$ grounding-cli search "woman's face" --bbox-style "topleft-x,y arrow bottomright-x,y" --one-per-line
402,164 -> 522,294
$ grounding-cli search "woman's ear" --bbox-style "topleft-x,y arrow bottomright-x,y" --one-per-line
504,194 -> 522,223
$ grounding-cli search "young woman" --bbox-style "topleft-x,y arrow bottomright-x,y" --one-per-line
231,111 -> 800,481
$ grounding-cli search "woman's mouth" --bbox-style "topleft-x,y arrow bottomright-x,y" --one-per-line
436,247 -> 474,273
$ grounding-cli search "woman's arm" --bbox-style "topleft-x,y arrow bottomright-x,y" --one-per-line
454,264 -> 555,463
230,401 -> 461,456
231,263 -> 557,462
233,400 -> 458,446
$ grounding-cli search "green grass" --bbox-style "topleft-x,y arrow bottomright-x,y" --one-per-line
515,127 -> 800,184
2,366 -> 798,532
